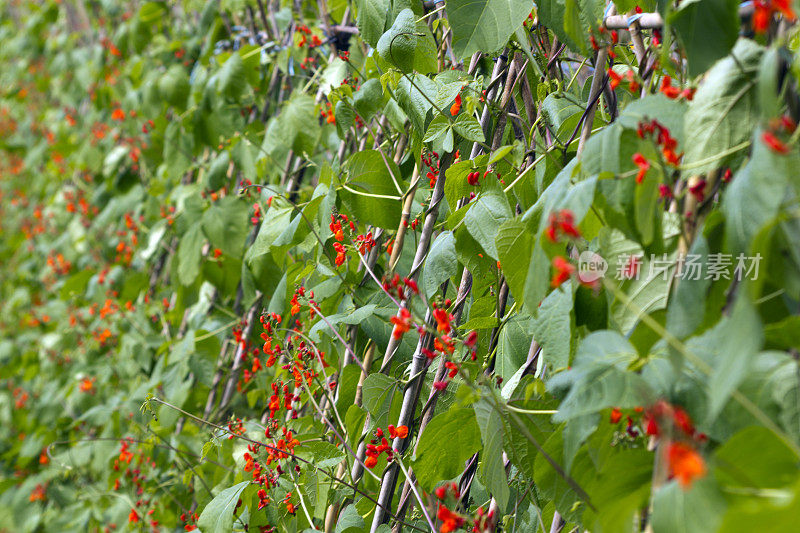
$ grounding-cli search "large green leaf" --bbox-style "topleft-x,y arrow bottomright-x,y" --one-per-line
682,38 -> 764,175
422,231 -> 458,297
445,0 -> 534,59
335,505 -> 364,533
177,224 -> 205,286
376,9 -> 438,74
261,94 -> 320,161
464,186 -> 513,259
217,52 -> 246,99
651,478 -> 727,533
412,408 -> 481,490
474,400 -> 510,510
714,426 -> 799,489
496,217 -> 536,303
197,481 -> 250,533
496,314 -> 533,381
339,150 -> 403,229
670,0 -> 740,78
549,331 -> 654,421
355,0 -> 390,47
685,295 -> 763,421
723,129 -> 799,253
201,197 -> 250,258
532,282 -> 573,370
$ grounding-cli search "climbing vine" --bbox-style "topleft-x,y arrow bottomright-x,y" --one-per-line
2,1 -> 800,532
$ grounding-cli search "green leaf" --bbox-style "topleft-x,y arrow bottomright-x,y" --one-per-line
474,400 -> 510,510
412,408 -> 481,490
158,65 -> 190,108
204,151 -> 230,190
355,0 -> 390,47
197,481 -> 250,533
376,9 -> 437,74
682,38 -> 764,175
247,204 -> 294,259
177,225 -> 205,286
532,282 -> 573,370
496,217 -> 536,304
362,374 -> 401,429
334,505 -> 364,533
201,197 -> 250,258
353,78 -> 384,121
217,52 -> 246,99
536,0 -> 582,53
496,314 -> 533,381
453,113 -> 485,143
549,331 -> 653,421
581,443 -> 653,532
262,94 -> 320,160
651,478 -> 727,533
714,426 -> 799,489
464,187 -> 513,259
723,129 -> 799,253
423,114 -> 454,150
602,229 -> 673,335
686,295 -> 763,421
339,150 -> 403,229
445,0 -> 534,59
396,74 -> 436,139
423,231 -> 458,297
719,478 -> 800,532
670,0 -> 740,78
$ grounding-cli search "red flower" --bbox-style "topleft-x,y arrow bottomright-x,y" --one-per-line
659,76 -> 681,99
433,307 -> 454,334
390,308 -> 412,339
403,277 -> 419,294
111,108 -> 126,121
763,130 -> 790,154
450,94 -> 462,116
29,484 -> 46,502
658,184 -> 673,199
754,1 -> 772,32
625,71 -> 640,93
464,330 -> 478,348
333,242 -> 346,266
550,256 -> 574,288
546,209 -> 581,242
610,407 -> 622,424
330,217 -> 344,241
688,179 -> 707,202
129,509 -> 140,523
437,505 -> 465,533
754,0 -> 797,34
667,442 -> 706,489
388,425 -> 409,439
632,153 -> 650,184
608,68 -> 622,90
672,407 -> 695,437
722,169 -> 732,183
364,455 -> 377,468
79,377 -> 95,393
645,416 -> 660,436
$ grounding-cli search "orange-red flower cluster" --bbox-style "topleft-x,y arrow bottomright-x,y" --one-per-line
545,209 -> 581,243
753,0 -> 796,33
